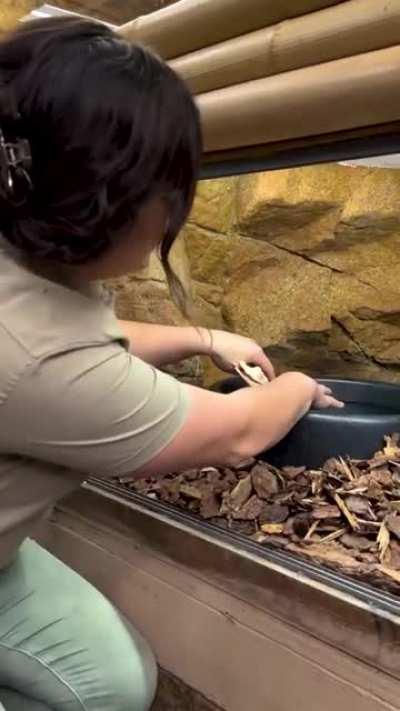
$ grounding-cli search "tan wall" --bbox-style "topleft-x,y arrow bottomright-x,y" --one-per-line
115,163 -> 400,386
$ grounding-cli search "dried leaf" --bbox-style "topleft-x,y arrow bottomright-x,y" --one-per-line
292,514 -> 311,538
387,513 -> 400,540
287,541 -> 364,570
217,470 -> 238,493
232,495 -> 264,521
355,519 -> 381,529
358,552 -> 377,564
261,523 -> 284,535
224,475 -> 252,512
344,495 -> 372,517
304,520 -> 319,541
336,487 -> 368,495
199,467 -> 219,478
200,492 -> 221,519
377,522 -> 391,562
310,471 -> 325,496
179,484 -> 203,500
366,483 -> 385,500
251,464 -> 279,499
205,469 -> 221,485
369,458 -> 390,471
319,528 -> 347,543
387,541 -> 400,570
159,477 -> 182,504
282,465 -> 306,479
312,504 -> 341,520
333,493 -> 360,531
341,534 -> 372,551
259,504 -> 289,525
374,469 -> 393,487
323,458 -> 341,474
338,457 -> 355,481
377,565 -> 400,584
383,434 -> 400,458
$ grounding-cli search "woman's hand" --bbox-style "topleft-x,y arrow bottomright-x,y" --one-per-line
206,329 -> 275,380
313,383 -> 344,409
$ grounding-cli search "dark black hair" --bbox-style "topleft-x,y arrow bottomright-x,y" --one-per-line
0,16 -> 201,289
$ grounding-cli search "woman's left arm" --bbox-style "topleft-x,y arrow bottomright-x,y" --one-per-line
118,320 -> 275,379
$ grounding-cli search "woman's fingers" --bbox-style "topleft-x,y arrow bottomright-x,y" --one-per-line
250,349 -> 276,380
319,395 -> 345,409
321,386 -> 333,395
313,383 -> 344,409
328,396 -> 345,408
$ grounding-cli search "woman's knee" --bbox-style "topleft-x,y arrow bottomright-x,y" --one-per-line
0,542 -> 157,711
113,617 -> 158,711
0,688 -> 53,710
70,593 -> 158,710
67,601 -> 158,711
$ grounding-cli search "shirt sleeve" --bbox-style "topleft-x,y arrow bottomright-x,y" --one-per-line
2,343 -> 190,477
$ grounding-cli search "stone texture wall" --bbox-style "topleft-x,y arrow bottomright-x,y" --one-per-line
115,164 -> 400,386
0,1 -> 38,31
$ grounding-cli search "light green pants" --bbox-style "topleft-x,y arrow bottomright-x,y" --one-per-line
0,540 -> 157,711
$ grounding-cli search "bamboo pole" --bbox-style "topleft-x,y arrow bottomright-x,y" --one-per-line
119,0 -> 344,60
197,45 -> 400,153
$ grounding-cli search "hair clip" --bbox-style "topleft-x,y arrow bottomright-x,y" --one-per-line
0,125 -> 33,206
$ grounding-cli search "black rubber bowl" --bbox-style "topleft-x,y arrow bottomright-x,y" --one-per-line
212,377 -> 400,468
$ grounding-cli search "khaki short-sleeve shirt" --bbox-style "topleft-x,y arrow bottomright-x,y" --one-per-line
0,241 -> 189,568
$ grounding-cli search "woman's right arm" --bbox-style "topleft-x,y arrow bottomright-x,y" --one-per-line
6,346 -> 341,482
136,373 -> 338,476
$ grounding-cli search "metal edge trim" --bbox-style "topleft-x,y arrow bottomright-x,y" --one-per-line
85,479 -> 400,622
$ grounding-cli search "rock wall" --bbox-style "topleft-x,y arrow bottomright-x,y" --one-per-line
115,163 -> 400,386
0,1 -> 38,31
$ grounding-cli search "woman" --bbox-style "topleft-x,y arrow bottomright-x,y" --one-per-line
0,16 -> 342,711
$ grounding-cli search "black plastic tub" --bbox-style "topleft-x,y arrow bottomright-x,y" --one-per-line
212,377 -> 400,468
